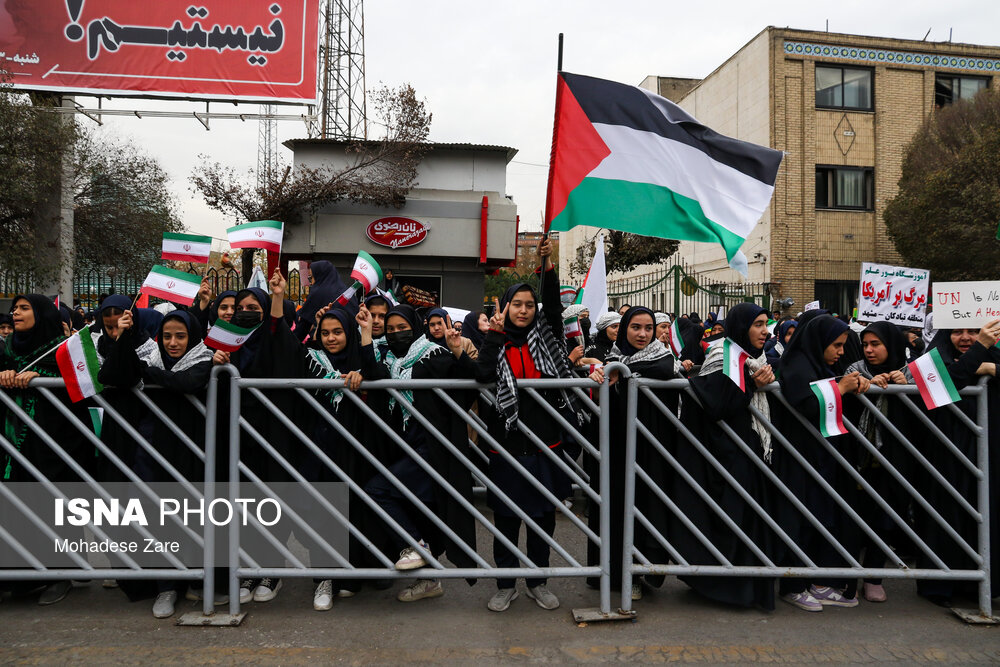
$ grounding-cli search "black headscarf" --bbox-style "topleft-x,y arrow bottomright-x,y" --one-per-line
282,299 -> 297,328
724,303 -> 768,353
8,294 -> 65,358
58,304 -> 72,330
500,282 -> 538,347
385,304 -> 424,336
776,319 -> 798,344
136,308 -> 164,340
859,321 -> 906,375
157,310 -> 204,371
779,314 -> 850,405
94,295 -> 132,338
208,290 -> 237,325
0,313 -> 13,331
70,308 -> 85,332
314,307 -> 363,372
424,307 -> 450,348
232,287 -> 269,372
792,308 -> 830,338
299,260 -> 353,323
461,311 -> 485,349
928,328 -> 967,364
616,306 -> 656,356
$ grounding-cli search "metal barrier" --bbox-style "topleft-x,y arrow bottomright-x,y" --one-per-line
0,368 -> 994,625
619,370 -> 994,622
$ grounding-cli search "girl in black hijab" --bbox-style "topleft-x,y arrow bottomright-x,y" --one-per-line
461,310 -> 488,350
474,255 -> 583,613
913,322 -> 999,607
844,321 -> 913,603
675,302 -> 778,610
588,306 -> 677,599
764,319 -> 797,369
361,300 -> 480,605
776,314 -> 869,612
293,260 -> 355,341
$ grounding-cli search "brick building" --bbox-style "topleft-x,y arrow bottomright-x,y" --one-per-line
557,27 -> 1000,314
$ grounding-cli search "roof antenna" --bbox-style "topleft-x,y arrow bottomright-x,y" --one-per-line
825,19 -> 829,32
949,27 -> 953,42
922,28 -> 931,41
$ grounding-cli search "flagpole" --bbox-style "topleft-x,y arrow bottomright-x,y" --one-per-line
17,337 -> 69,374
539,32 -> 564,303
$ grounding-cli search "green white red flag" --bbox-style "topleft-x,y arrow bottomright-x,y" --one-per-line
908,348 -> 961,410
204,318 -> 262,353
56,325 -> 103,403
809,378 -> 848,437
669,318 -> 684,356
563,315 -> 582,340
337,251 -> 383,305
722,338 -> 750,390
162,232 -> 212,263
227,220 -> 284,254
141,266 -> 202,305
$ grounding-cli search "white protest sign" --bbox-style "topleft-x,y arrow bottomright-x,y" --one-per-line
931,281 -> 1000,329
803,301 -> 820,311
857,262 -> 929,325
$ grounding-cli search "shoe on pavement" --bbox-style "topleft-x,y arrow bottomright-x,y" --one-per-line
397,579 -> 443,602
395,544 -> 428,571
152,591 -> 178,618
102,579 -> 119,589
337,588 -> 356,598
239,579 -> 258,604
781,591 -> 823,612
526,584 -> 559,610
253,578 -> 282,602
185,587 -> 229,606
863,583 -> 887,603
38,581 -> 72,606
631,583 -> 642,601
487,588 -> 518,612
810,585 -> 859,607
313,580 -> 333,611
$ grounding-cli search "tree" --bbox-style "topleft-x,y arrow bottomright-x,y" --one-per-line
189,83 -> 432,226
73,130 -> 183,277
568,230 -> 679,279
883,89 -> 1000,280
0,85 -> 78,278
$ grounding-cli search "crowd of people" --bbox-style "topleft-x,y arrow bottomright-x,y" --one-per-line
0,239 -> 998,621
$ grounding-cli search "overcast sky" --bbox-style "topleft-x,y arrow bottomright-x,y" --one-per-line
81,0 -> 999,241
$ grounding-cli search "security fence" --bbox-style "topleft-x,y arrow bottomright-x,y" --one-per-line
0,368 -> 993,625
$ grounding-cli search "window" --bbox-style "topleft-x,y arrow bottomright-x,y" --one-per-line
935,74 -> 989,107
815,65 -> 873,111
815,166 -> 874,210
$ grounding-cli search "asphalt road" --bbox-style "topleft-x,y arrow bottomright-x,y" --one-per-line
2,500 -> 998,665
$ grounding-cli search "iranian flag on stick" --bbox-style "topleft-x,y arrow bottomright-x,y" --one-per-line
809,378 -> 848,437
337,251 -> 384,306
669,318 -> 684,356
722,338 -> 750,390
336,281 -> 362,307
227,220 -> 284,253
56,325 -> 103,403
205,318 -> 262,353
544,72 -> 783,262
909,348 -> 961,410
141,266 -> 202,305
563,315 -> 582,339
162,232 -> 212,263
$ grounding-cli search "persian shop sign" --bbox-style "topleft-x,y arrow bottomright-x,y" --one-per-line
366,217 -> 430,249
0,1 -> 320,102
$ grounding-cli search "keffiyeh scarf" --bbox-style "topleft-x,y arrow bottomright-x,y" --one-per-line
700,343 -> 773,462
384,334 -> 443,426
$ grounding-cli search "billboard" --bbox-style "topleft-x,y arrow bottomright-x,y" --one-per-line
0,1 -> 320,103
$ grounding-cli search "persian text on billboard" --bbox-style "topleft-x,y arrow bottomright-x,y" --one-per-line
0,1 -> 320,102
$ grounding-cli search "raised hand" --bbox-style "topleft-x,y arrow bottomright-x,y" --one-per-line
356,304 -> 373,345
198,279 -> 214,308
977,318 -> 1000,348
269,268 -> 286,296
114,310 -> 134,340
489,301 -> 509,333
444,316 -> 463,357
212,350 -> 231,366
316,301 -> 334,325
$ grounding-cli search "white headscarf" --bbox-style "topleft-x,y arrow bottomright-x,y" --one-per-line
595,312 -> 621,331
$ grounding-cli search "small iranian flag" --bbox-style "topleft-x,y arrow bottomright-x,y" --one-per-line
721,338 -> 750,390
205,318 -> 263,353
337,251 -> 383,305
809,378 -> 848,437
56,325 -> 103,403
162,232 -> 212,263
563,315 -> 582,339
227,220 -> 284,253
141,265 -> 202,305
908,348 -> 961,410
669,318 -> 684,356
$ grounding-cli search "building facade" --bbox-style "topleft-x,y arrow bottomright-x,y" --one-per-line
558,27 -> 1000,314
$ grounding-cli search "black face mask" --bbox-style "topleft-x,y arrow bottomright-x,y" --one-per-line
231,310 -> 263,329
386,330 -> 414,356
579,317 -> 591,330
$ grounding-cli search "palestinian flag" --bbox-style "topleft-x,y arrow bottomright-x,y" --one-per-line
809,378 -> 848,437
141,266 -> 202,305
544,72 -> 783,261
722,338 -> 750,390
56,325 -> 103,403
669,318 -> 684,357
909,348 -> 961,410
563,315 -> 582,339
205,318 -> 262,353
227,220 -> 284,254
162,232 -> 212,263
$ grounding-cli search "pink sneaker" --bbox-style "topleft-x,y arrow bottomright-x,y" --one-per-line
863,582 -> 887,602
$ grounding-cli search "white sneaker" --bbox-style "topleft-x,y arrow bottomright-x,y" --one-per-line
313,580 -> 333,611
395,543 -> 428,570
526,584 -> 560,610
253,578 -> 282,602
152,591 -> 177,618
631,583 -> 642,601
239,579 -> 258,604
397,579 -> 443,602
337,588 -> 356,598
487,588 -> 518,612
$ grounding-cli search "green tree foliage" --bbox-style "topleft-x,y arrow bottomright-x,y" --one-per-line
73,131 -> 183,276
883,90 -> 1000,280
0,88 -> 78,275
568,230 -> 679,279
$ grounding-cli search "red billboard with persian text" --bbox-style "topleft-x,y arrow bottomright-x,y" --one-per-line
0,1 -> 320,103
